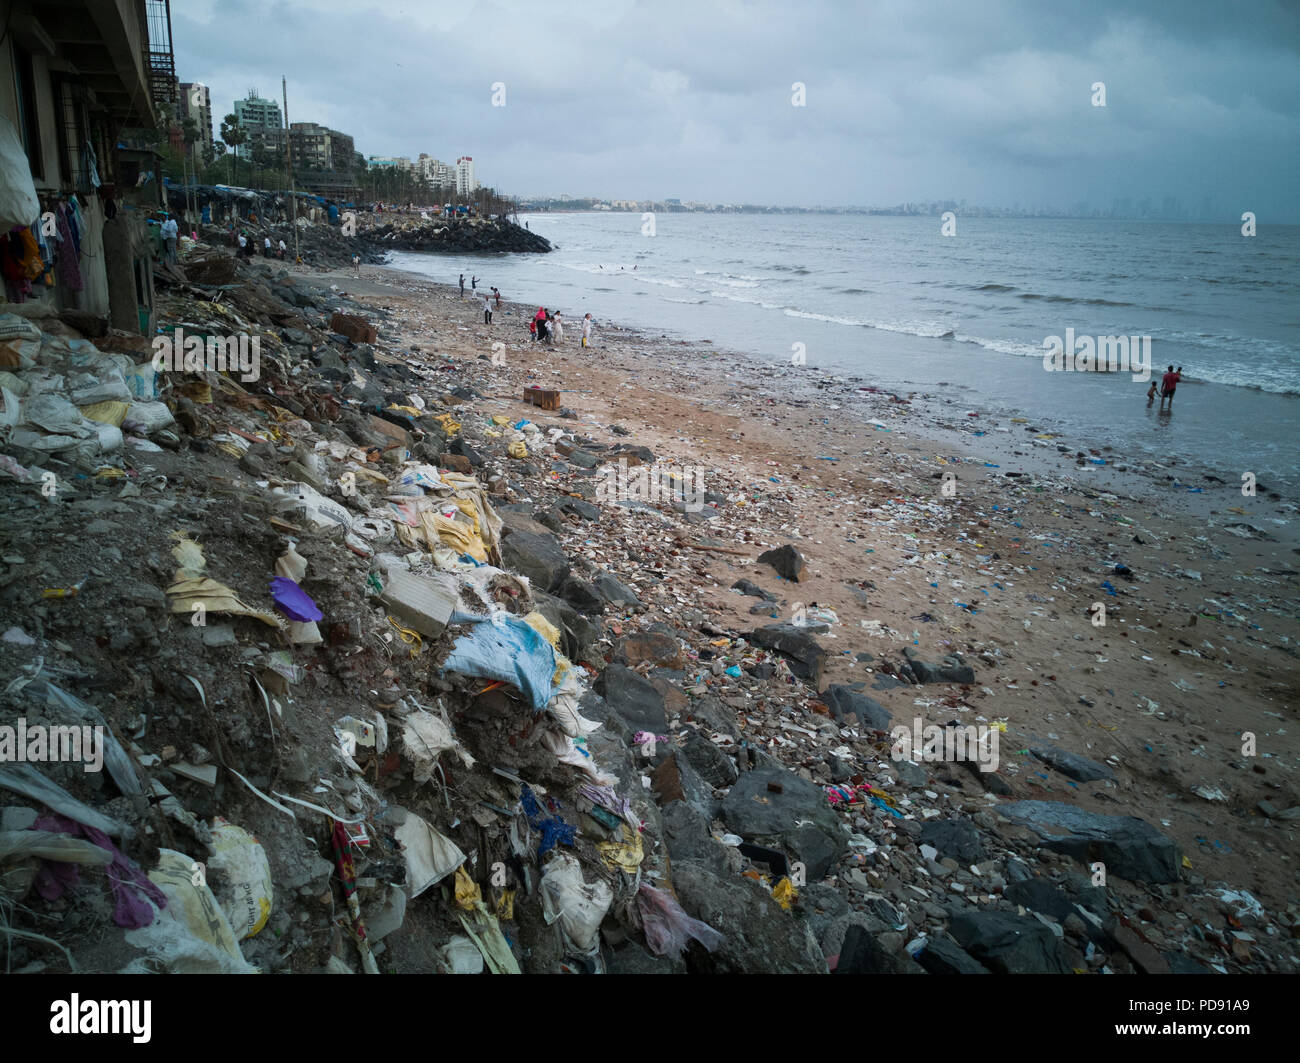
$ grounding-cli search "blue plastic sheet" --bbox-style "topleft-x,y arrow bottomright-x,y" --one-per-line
442,613 -> 557,711
521,784 -> 575,858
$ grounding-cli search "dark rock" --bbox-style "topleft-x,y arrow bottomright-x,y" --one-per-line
732,579 -> 776,600
919,817 -> 986,863
670,859 -> 826,973
594,664 -> 668,733
687,695 -> 741,740
605,941 -> 685,974
558,498 -> 602,522
592,571 -> 642,609
748,623 -> 827,686
721,765 -> 844,878
836,923 -> 927,974
559,576 -> 605,615
680,730 -> 738,788
500,530 -> 570,593
567,449 -> 602,469
914,934 -> 991,974
1000,800 -> 1182,883
821,684 -> 892,730
948,910 -> 1072,974
903,649 -> 975,685
659,801 -> 728,875
448,437 -> 484,466
1031,746 -> 1116,783
757,544 -> 805,581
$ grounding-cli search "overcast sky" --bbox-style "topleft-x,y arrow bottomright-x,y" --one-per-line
173,0 -> 1300,218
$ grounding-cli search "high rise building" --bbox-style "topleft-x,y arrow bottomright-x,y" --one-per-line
232,90 -> 282,157
179,81 -> 213,160
455,156 -> 476,194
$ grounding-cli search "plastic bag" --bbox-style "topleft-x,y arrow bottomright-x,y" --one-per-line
636,883 -> 724,959
122,400 -> 175,434
395,811 -> 465,898
539,853 -> 612,956
0,116 -> 39,228
207,819 -> 273,939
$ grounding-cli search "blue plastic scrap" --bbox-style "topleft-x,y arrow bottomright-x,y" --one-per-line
521,784 -> 576,858
443,613 -> 557,712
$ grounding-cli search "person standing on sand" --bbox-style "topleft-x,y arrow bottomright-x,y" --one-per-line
459,274 -> 465,298
1159,365 -> 1179,411
551,311 -> 563,344
471,275 -> 478,291
493,287 -> 501,309
581,313 -> 593,348
483,292 -> 493,325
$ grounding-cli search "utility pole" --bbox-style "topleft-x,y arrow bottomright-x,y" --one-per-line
283,75 -> 299,264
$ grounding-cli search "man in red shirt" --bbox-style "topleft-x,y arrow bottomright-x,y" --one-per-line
1159,365 -> 1180,411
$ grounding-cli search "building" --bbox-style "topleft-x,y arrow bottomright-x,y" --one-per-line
232,89 -> 281,157
415,153 -> 455,190
0,0 -> 164,334
368,155 -> 412,171
178,81 -> 213,160
455,155 -> 476,195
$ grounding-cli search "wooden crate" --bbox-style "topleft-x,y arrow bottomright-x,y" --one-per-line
523,387 -> 561,411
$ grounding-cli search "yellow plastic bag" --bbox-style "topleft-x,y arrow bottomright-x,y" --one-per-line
508,440 -> 528,459
208,819 -> 273,939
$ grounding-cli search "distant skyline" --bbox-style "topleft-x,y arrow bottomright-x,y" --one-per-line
172,0 -> 1300,222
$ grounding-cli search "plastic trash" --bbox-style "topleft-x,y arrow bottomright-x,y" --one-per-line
539,853 -> 612,956
440,935 -> 485,974
269,577 -> 323,622
637,882 -> 724,959
395,811 -> 466,898
442,613 -> 557,712
207,819 -> 273,940
123,849 -> 255,974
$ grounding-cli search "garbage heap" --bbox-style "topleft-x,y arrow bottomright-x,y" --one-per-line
0,244 -> 1291,975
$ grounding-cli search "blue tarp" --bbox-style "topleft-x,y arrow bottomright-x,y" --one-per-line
442,614 -> 556,712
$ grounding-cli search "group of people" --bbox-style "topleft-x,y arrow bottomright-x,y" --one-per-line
233,230 -> 287,261
1147,365 -> 1184,411
528,306 -> 594,347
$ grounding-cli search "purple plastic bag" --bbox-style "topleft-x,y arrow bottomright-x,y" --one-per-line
269,576 -> 323,622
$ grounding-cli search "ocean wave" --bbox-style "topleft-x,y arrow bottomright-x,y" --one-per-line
1017,292 -> 1138,308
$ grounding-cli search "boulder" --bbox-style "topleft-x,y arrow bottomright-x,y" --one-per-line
500,530 -> 570,593
821,684 -> 892,730
947,910 -> 1072,974
1030,746 -> 1116,783
757,544 -> 805,581
720,765 -> 844,880
999,801 -> 1181,883
594,665 -> 668,733
748,623 -> 827,686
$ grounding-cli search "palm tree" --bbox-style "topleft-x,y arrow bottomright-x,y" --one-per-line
219,113 -> 247,186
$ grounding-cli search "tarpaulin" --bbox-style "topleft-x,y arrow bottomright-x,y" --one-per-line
443,613 -> 557,711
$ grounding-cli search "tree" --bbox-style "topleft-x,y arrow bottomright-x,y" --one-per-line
219,113 -> 247,185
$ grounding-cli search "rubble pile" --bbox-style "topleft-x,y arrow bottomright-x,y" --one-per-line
0,242 -> 1295,975
361,216 -> 552,255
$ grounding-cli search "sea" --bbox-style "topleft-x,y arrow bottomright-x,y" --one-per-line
385,212 -> 1300,494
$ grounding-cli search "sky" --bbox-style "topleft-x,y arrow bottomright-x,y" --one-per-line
172,0 -> 1300,218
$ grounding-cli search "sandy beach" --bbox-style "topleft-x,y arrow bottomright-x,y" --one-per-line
319,257 -> 1300,934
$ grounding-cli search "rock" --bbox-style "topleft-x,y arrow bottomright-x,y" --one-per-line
1000,800 -> 1182,883
659,801 -> 729,875
566,449 -> 602,469
1030,746 -> 1116,783
592,571 -> 642,609
893,758 -> 928,788
558,498 -> 602,522
1004,878 -> 1081,922
748,623 -> 827,686
559,576 -> 605,615
606,941 -> 685,974
919,817 -> 986,863
1105,918 -> 1171,974
532,590 -> 601,663
821,684 -> 892,730
731,579 -> 776,601
756,544 -> 804,582
500,530 -> 570,593
914,934 -> 990,974
835,923 -> 927,974
651,750 -> 717,820
687,695 -> 741,740
448,437 -> 484,466
669,859 -> 827,973
439,454 -> 473,475
903,649 -> 975,685
614,631 -> 684,670
947,910 -> 1072,974
720,765 -> 844,879
680,730 -> 739,788
594,664 -> 668,733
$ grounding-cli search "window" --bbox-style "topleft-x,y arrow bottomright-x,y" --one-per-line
13,45 -> 42,179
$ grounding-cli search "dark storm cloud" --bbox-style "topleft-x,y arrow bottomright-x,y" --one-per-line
173,0 -> 1299,218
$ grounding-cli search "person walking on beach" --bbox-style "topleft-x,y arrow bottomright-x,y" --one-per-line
551,311 -> 564,344
471,275 -> 478,291
483,292 -> 493,326
534,307 -> 549,344
493,287 -> 501,309
1159,365 -> 1180,411
459,273 -> 465,298
581,312 -> 593,348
